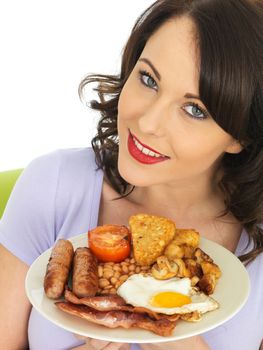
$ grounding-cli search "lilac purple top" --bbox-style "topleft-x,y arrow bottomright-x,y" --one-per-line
0,148 -> 262,350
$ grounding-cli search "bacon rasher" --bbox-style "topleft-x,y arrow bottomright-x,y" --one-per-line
64,289 -> 127,309
64,289 -> 180,322
55,301 -> 177,336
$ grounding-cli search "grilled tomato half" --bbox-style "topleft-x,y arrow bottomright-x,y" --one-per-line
88,224 -> 131,262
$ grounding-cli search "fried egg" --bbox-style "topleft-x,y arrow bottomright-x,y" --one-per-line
117,274 -> 219,315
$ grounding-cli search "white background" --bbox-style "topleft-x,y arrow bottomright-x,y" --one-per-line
0,1 -> 154,171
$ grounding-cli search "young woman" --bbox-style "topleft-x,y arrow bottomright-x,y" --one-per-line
0,1 -> 262,349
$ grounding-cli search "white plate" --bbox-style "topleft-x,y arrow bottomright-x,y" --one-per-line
25,233 -> 250,343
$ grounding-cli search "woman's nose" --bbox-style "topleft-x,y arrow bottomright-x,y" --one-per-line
138,98 -> 170,137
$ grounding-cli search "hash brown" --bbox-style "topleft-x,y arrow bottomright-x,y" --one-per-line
167,228 -> 200,248
129,213 -> 176,266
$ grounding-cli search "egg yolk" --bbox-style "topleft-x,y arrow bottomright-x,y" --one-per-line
150,291 -> 191,308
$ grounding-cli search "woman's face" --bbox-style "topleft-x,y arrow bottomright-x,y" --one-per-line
117,16 -> 241,188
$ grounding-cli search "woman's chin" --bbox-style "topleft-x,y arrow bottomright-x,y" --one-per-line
118,162 -> 160,189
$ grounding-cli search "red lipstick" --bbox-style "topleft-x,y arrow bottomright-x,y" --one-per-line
127,130 -> 170,165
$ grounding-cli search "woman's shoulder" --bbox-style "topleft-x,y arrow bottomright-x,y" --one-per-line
27,147 -> 96,173
239,226 -> 263,288
20,147 -> 100,188
57,147 -> 100,180
26,146 -> 104,227
0,147 -> 103,265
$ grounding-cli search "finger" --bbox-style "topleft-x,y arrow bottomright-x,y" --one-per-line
89,338 -> 111,349
140,345 -> 158,350
70,344 -> 89,350
71,335 -> 90,349
72,336 -> 128,350
73,336 -> 111,350
73,334 -> 89,341
103,343 -> 130,350
120,344 -> 131,350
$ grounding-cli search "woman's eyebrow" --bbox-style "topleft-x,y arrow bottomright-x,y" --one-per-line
184,93 -> 201,100
138,57 -> 201,101
139,57 -> 161,81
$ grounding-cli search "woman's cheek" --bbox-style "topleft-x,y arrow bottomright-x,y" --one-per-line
118,78 -> 147,122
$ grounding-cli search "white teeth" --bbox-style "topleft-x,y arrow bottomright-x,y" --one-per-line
133,136 -> 163,158
148,150 -> 157,157
134,139 -> 143,151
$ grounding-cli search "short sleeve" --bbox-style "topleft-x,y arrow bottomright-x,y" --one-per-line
0,150 -> 62,265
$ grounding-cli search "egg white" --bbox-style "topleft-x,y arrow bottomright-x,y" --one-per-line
117,274 -> 219,315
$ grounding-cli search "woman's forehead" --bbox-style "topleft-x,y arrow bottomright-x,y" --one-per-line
144,16 -> 198,55
139,17 -> 200,97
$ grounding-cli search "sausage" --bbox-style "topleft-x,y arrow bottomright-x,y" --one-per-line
44,239 -> 74,299
72,247 -> 99,298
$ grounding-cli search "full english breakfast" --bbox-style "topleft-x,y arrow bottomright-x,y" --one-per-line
43,213 -> 222,336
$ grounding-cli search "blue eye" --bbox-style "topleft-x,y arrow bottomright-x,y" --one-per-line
138,70 -> 157,90
138,69 -> 209,120
182,103 -> 209,120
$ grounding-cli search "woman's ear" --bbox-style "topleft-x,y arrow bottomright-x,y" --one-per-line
225,139 -> 244,154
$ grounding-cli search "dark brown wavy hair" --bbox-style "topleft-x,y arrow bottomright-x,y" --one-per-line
79,0 -> 263,263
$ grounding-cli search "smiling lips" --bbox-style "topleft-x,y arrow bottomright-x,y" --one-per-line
127,130 -> 170,165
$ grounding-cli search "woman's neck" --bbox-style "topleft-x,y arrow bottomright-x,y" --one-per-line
127,176 -> 225,224
100,176 -> 242,252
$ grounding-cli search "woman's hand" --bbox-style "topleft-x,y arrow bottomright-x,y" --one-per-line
140,335 -> 211,350
71,335 -> 130,350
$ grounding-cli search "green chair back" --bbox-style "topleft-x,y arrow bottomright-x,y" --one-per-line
0,168 -> 23,219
